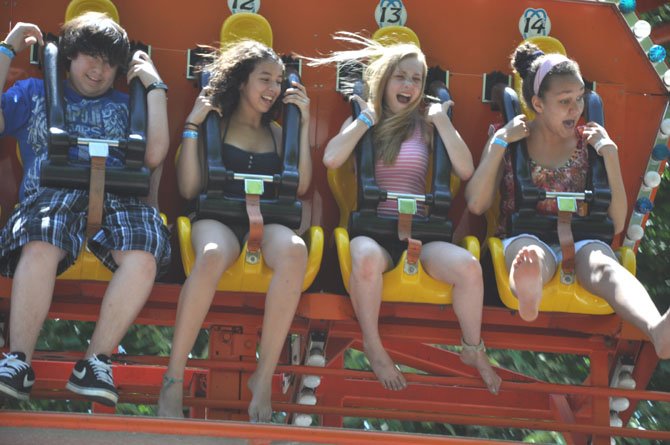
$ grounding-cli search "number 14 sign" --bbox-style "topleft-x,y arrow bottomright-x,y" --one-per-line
519,8 -> 551,39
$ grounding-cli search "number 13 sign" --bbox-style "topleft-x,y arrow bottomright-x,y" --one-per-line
375,0 -> 408,28
519,8 -> 551,39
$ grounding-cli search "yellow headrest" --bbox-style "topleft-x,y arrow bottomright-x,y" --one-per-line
65,0 -> 120,24
220,12 -> 273,48
514,36 -> 567,120
372,26 -> 420,48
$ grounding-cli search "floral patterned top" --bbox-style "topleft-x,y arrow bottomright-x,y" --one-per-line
496,130 -> 588,237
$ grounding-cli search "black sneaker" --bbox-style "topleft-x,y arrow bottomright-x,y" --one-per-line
65,354 -> 118,406
0,351 -> 35,401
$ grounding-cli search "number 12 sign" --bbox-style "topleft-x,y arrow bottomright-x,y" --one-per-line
519,8 -> 551,39
228,0 -> 260,14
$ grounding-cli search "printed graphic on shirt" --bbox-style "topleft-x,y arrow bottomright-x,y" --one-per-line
22,92 -> 128,196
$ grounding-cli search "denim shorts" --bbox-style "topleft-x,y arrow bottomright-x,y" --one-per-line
502,233 -> 615,263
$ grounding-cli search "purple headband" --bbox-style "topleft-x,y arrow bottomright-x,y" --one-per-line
533,53 -> 571,96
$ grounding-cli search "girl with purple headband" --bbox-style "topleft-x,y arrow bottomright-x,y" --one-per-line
465,42 -> 670,359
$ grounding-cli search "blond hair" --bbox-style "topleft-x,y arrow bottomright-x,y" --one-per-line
307,32 -> 427,164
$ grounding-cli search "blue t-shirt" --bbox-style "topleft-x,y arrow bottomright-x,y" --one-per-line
1,78 -> 129,199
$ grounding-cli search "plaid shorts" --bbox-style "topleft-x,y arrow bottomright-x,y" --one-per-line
0,188 -> 171,277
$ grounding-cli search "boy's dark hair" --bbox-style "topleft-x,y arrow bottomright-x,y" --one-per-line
58,11 -> 130,73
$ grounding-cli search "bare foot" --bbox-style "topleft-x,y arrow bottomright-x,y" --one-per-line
157,376 -> 185,418
510,248 -> 543,322
247,371 -> 273,422
363,342 -> 407,391
460,347 -> 502,395
650,309 -> 670,359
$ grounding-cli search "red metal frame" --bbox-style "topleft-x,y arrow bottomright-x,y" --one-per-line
1,281 -> 665,443
0,411 -> 498,445
1,0 -> 669,443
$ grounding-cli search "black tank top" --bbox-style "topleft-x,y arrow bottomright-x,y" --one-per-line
221,120 -> 282,198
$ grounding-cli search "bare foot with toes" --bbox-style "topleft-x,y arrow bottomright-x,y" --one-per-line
460,346 -> 502,395
157,375 -> 185,418
510,248 -> 543,322
364,342 -> 407,391
247,372 -> 273,423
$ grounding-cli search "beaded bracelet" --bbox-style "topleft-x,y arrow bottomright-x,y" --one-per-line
182,130 -> 199,139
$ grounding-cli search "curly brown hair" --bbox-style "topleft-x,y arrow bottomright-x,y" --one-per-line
202,40 -> 284,125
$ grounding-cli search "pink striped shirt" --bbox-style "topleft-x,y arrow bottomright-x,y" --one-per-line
375,126 -> 429,216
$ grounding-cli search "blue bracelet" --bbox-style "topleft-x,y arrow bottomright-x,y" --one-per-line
357,112 -> 373,129
182,130 -> 199,139
493,137 -> 508,148
0,45 -> 14,60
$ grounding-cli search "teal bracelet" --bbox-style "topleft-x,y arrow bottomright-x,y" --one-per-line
357,112 -> 373,129
0,45 -> 14,60
182,130 -> 198,139
493,137 -> 508,148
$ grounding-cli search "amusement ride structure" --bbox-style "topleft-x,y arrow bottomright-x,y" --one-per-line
1,0 -> 670,443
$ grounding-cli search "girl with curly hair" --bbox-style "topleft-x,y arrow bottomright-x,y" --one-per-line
158,40 -> 312,421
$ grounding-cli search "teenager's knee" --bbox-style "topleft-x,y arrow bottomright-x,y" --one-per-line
124,251 -> 158,278
21,241 -> 64,263
282,235 -> 308,263
350,239 -> 386,281
576,246 -> 619,283
263,228 -> 307,270
455,255 -> 483,283
196,244 -> 232,275
587,257 -> 618,284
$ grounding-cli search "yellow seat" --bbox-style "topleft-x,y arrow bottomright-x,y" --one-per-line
486,36 -> 628,315
328,154 -> 474,305
371,25 -> 420,47
488,238 -> 634,315
334,226 -> 479,304
65,0 -> 120,23
220,12 -> 273,48
177,217 -> 323,292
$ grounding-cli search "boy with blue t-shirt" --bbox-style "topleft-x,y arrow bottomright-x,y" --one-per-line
0,12 -> 171,406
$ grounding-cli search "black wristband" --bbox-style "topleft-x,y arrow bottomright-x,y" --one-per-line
146,81 -> 168,94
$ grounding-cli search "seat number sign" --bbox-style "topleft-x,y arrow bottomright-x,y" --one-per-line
375,0 -> 407,28
228,0 -> 260,14
519,8 -> 551,39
